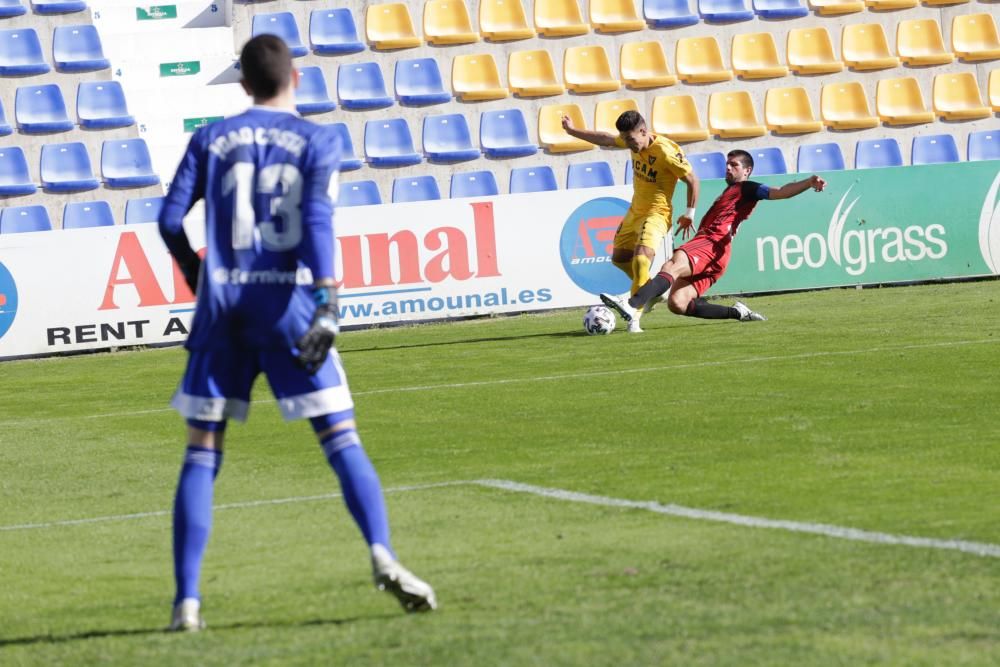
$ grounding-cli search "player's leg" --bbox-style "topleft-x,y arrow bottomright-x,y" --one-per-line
610,211 -> 638,279
629,248 -> 694,311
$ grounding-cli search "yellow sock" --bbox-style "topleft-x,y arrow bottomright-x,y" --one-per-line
613,260 -> 634,280
631,253 -> 652,300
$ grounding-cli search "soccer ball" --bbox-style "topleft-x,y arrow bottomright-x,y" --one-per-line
583,306 -> 616,335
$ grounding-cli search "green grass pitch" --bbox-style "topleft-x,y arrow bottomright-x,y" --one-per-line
1,281 -> 999,666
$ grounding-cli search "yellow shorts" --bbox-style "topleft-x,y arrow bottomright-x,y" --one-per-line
614,211 -> 671,252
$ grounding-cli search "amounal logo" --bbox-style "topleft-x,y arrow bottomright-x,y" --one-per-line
559,197 -> 630,295
978,171 -> 1000,274
0,261 -> 17,339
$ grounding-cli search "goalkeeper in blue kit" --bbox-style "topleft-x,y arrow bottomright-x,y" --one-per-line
158,35 -> 436,631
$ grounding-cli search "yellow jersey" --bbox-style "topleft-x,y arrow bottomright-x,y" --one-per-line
616,134 -> 692,219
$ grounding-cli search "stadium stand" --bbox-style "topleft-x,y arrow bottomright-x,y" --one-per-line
619,41 -> 677,88
951,14 -> 1000,62
564,45 -> 620,93
52,25 -> 109,73
338,62 -> 394,110
295,67 -> 336,115
450,169 -> 500,198
309,9 -> 366,55
787,27 -> 843,75
748,147 -> 787,175
699,0 -> 754,23
76,81 -> 134,130
807,0 -> 864,15
480,108 -> 538,157
101,139 -> 159,188
15,84 -> 73,133
876,77 -> 934,126
855,138 -> 903,169
395,57 -> 451,106
595,98 -> 639,134
40,142 -> 99,192
764,87 -> 822,135
539,103 -> 593,152
508,49 -> 564,97
365,118 -> 422,167
510,165 -> 558,193
642,0 -> 699,28
0,0 -> 26,18
967,130 -> 1000,163
992,70 -> 1000,112
423,113 -> 480,162
252,13 -> 307,58
62,200 -> 114,229
0,204 -> 50,233
652,94 -> 708,141
31,0 -> 86,14
0,27 -> 49,76
0,147 -> 36,195
423,0 -> 479,45
708,90 -> 765,138
687,151 -> 726,179
841,23 -> 899,72
534,0 -> 590,37
896,19 -> 953,67
676,36 -> 733,83
566,160 -> 615,188
932,72 -> 990,121
327,122 -> 363,171
124,196 -> 164,225
821,81 -> 878,130
590,0 -> 645,33
731,32 -> 788,80
752,0 -> 808,20
452,54 -> 508,101
479,0 -> 535,41
338,180 -> 383,207
797,142 -> 846,172
392,174 -> 441,202
910,134 -> 959,166
366,3 -> 422,50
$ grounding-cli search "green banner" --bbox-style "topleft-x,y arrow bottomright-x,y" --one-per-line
136,5 -> 177,20
159,61 -> 200,77
183,116 -> 222,133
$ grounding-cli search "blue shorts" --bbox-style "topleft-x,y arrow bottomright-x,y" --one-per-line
170,346 -> 354,423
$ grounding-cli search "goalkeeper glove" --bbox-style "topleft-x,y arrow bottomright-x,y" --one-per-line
295,285 -> 339,374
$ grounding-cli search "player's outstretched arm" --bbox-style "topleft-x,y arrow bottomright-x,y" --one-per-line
560,115 -> 618,147
767,175 -> 827,200
674,170 -> 700,240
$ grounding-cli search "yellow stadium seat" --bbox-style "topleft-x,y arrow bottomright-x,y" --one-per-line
821,81 -> 878,129
423,0 -> 478,45
787,28 -> 844,75
952,13 -> 1000,62
620,41 -> 677,89
731,33 -> 788,79
595,98 -> 639,134
863,0 -> 916,10
842,24 -> 899,71
590,0 -> 645,33
764,86 -> 822,134
539,103 -> 594,152
896,19 -> 954,67
876,77 -> 934,125
676,36 -> 733,84
366,3 -> 422,50
479,0 -> 535,41
564,45 -> 620,93
452,54 -> 508,101
708,91 -> 765,138
922,0 -> 967,4
508,49 -> 565,97
534,0 -> 590,37
991,69 -> 1000,112
932,72 -> 990,120
807,0 -> 864,15
651,94 -> 709,142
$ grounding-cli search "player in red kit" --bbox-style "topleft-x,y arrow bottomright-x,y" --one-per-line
601,149 -> 826,325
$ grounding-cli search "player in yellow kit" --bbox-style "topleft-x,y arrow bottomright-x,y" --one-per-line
562,111 -> 699,333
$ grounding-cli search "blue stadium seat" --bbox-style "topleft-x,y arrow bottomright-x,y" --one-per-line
101,138 -> 160,188
310,8 -> 365,55
327,122 -> 362,171
0,146 -> 36,195
252,12 -> 307,58
687,151 -> 726,179
337,62 -> 393,110
63,200 -> 114,229
0,97 -> 11,136
480,109 -> 538,158
644,0 -> 698,27
53,25 -> 109,72
0,28 -> 49,76
0,0 -> 26,18
510,166 -> 558,194
364,118 -> 421,167
15,84 -> 73,133
699,0 -> 753,22
450,170 -> 499,198
392,175 -> 441,203
295,66 -> 335,115
567,161 -> 615,189
395,58 -> 451,106
797,143 -> 846,173
125,196 -> 164,224
968,130 -> 1000,163
624,162 -> 633,185
423,113 -> 480,162
855,138 -> 902,170
76,81 -> 134,129
911,134 -> 959,166
41,142 -> 98,191
338,180 -> 382,207
0,205 -> 51,233
752,0 -> 807,19
31,0 -> 86,14
749,147 -> 787,175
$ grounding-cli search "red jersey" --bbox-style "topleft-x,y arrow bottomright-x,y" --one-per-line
694,180 -> 771,244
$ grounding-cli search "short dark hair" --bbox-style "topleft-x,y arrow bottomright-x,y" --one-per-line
727,149 -> 754,172
240,35 -> 292,99
615,110 -> 645,133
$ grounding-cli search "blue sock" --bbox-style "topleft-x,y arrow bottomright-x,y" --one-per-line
320,430 -> 393,555
173,446 -> 221,605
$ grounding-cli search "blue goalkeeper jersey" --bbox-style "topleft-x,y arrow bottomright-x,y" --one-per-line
159,107 -> 340,351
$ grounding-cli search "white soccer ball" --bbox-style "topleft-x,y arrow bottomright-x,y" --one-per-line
583,306 -> 616,335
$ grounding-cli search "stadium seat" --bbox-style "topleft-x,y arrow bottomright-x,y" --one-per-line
590,0 -> 645,33
675,36 -> 733,83
0,0 -> 26,18
967,130 -> 1000,162
295,66 -> 336,115
366,3 -> 421,50
479,0 -> 535,41
863,0 -> 916,10
921,0 -> 968,5
807,0 -> 863,14
63,201 -> 114,229
933,72 -> 990,121
855,138 -> 902,169
452,54 -> 508,101
534,0 -> 590,37
31,0 -> 86,13
102,139 -> 159,188
327,122 -> 362,171
364,117 -> 422,166
76,81 -> 134,130
642,0 -> 698,28
124,196 -> 164,224
564,45 -> 620,93
821,81 -> 878,130
764,87 -> 822,134
652,94 -> 709,142
991,69 -> 1000,112
567,161 -> 615,188
749,147 -> 787,175
951,14 -> 1000,62
15,84 -> 73,133
450,170 -> 500,198
624,162 -> 633,184
620,41 -> 677,89
687,151 -> 726,179
508,50 -> 564,97
509,165 -> 558,193
0,147 -> 36,196
0,28 -> 49,76
876,77 -> 934,125
539,103 -> 594,152
731,32 -> 788,79
423,0 -> 479,45
708,90 -> 765,138
53,25 -> 109,73
911,134 -> 959,165
395,57 -> 451,106
423,113 -> 480,162
0,205 -> 51,234
337,62 -> 393,110
797,142 -> 846,172
752,0 -> 808,19
310,9 -> 365,55
896,19 -> 953,67
787,28 -> 844,75
40,142 -> 98,191
252,13 -> 307,58
480,108 -> 538,157
0,99 -> 9,137
698,0 -> 753,23
392,175 -> 441,203
842,24 -> 899,71
595,98 -> 639,134
338,180 -> 382,207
